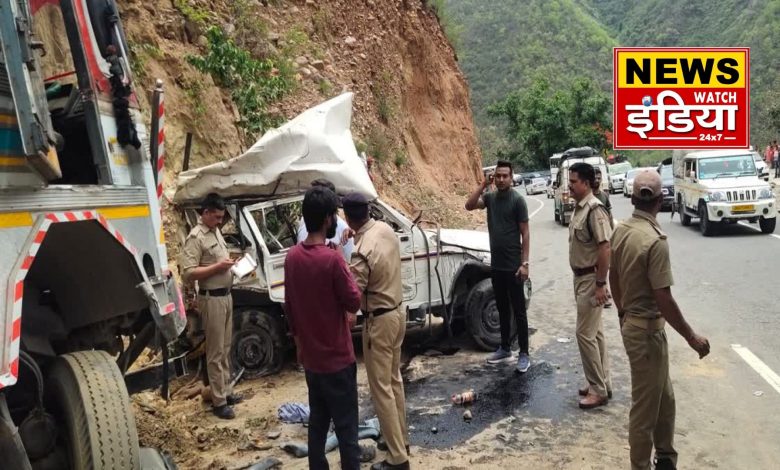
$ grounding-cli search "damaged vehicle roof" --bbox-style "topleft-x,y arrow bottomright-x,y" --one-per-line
174,93 -> 377,204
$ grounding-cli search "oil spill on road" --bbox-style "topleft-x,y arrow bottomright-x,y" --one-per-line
405,361 -> 556,449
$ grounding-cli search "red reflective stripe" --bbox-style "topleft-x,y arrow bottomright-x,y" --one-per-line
34,230 -> 46,244
14,281 -> 23,302
11,317 -> 21,340
64,212 -> 77,222
45,214 -> 58,222
10,358 -> 18,377
21,256 -> 34,271
83,211 -> 94,219
158,102 -> 164,118
115,232 -> 125,245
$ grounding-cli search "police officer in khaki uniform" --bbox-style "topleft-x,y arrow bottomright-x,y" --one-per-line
342,192 -> 409,470
567,162 -> 612,409
610,170 -> 709,470
180,193 -> 242,420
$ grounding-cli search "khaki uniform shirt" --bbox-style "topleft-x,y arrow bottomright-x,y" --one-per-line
180,222 -> 233,290
569,193 -> 612,270
350,219 -> 403,313
610,210 -> 674,319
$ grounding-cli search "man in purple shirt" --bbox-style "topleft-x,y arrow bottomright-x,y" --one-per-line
284,187 -> 363,470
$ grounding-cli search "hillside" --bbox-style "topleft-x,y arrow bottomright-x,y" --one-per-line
445,0 -> 778,162
114,0 -> 484,265
442,0 -> 616,162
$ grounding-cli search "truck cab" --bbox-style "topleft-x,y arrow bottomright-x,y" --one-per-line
552,147 -> 607,225
673,149 -> 776,235
1,1 -> 185,468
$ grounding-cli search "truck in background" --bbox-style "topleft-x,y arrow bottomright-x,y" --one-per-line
552,147 -> 607,225
0,1 -> 185,468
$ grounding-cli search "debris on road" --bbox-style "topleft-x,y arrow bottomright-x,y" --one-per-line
278,402 -> 310,424
556,337 -> 572,343
463,409 -> 473,421
267,431 -> 281,440
451,389 -> 477,405
753,391 -> 764,397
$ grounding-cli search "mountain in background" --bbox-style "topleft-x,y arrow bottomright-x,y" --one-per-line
445,0 -> 778,166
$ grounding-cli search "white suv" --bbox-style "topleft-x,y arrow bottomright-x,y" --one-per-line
673,149 -> 776,236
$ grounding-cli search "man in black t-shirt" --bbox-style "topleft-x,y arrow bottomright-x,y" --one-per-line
465,161 -> 532,373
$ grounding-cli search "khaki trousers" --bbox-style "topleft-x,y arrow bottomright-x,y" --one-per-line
622,320 -> 677,470
574,274 -> 611,397
199,294 -> 234,407
363,309 -> 408,465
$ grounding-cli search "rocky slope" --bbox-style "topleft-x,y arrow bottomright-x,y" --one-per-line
117,0 -> 483,265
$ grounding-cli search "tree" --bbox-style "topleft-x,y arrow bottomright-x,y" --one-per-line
488,77 -> 612,168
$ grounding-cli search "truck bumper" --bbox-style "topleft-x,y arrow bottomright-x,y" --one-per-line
706,200 -> 776,222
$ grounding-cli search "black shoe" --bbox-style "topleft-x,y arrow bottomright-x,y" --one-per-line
371,460 -> 410,470
376,438 -> 410,455
226,394 -> 243,406
212,404 -> 235,420
654,458 -> 676,470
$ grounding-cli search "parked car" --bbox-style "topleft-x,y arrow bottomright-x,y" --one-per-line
656,160 -> 675,210
608,161 -> 632,193
623,167 -> 655,197
524,176 -> 547,195
752,151 -> 769,181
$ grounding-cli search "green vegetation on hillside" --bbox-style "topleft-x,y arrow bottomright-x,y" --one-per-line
489,77 -> 611,168
443,0 -> 780,167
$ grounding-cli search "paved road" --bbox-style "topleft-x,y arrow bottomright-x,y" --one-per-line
399,189 -> 779,469
523,190 -> 780,468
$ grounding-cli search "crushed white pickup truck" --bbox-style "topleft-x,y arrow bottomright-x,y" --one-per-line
173,93 -> 514,378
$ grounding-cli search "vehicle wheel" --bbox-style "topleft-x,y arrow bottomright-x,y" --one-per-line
699,204 -> 716,236
232,308 -> 286,379
759,216 -> 776,234
554,210 -> 560,222
45,351 -> 140,470
465,279 -> 513,351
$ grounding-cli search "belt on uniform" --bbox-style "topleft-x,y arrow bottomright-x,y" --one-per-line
368,303 -> 401,317
198,288 -> 231,297
572,266 -> 596,277
624,315 -> 665,330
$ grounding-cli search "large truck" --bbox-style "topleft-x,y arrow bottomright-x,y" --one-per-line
552,147 -> 607,225
672,149 -> 776,236
0,1 -> 185,468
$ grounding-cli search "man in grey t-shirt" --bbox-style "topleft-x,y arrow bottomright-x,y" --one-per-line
465,161 -> 531,373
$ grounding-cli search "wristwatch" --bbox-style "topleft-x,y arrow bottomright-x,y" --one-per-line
595,279 -> 607,287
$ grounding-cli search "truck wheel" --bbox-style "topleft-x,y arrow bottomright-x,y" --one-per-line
554,210 -> 560,222
465,279 -> 513,351
45,351 -> 140,470
232,309 -> 285,379
681,209 -> 692,226
699,204 -> 716,236
759,216 -> 776,234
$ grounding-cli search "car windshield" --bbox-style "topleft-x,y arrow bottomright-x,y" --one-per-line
698,155 -> 756,179
609,162 -> 632,175
660,165 -> 673,184
626,169 -> 642,179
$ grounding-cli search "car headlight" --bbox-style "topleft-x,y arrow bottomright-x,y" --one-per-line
759,188 -> 774,199
708,191 -> 726,202
662,188 -> 669,195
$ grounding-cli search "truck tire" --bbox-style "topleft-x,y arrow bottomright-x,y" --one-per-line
699,203 -> 716,236
759,216 -> 776,234
45,351 -> 140,470
554,210 -> 560,222
465,279 -> 513,351
232,309 -> 285,379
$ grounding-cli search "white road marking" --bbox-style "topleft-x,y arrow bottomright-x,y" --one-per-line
737,221 -> 780,240
731,344 -> 780,396
527,196 -> 544,219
